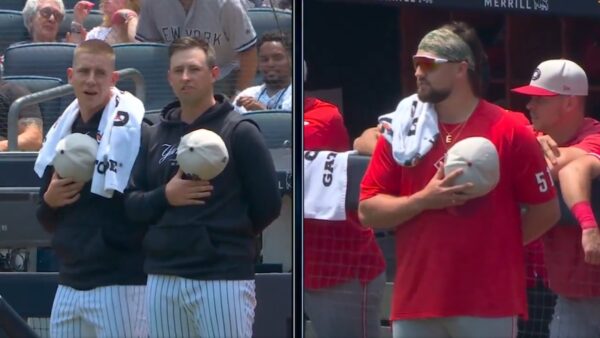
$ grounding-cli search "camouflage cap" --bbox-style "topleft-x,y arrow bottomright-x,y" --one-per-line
416,28 -> 475,70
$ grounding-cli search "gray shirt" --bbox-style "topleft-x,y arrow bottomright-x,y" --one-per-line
136,0 -> 257,78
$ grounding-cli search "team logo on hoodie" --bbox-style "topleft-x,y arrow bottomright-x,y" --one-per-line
159,144 -> 178,165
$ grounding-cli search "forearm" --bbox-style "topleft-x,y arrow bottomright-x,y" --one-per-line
522,198 -> 560,245
17,126 -> 42,151
236,47 -> 258,92
125,18 -> 138,42
36,168 -> 58,233
558,156 -> 598,207
358,193 -> 425,229
124,185 -> 168,224
353,128 -> 379,155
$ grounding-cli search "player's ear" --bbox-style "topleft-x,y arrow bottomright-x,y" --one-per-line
67,68 -> 73,84
111,71 -> 119,86
210,66 -> 220,83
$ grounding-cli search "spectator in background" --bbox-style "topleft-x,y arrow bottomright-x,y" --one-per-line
135,0 -> 258,97
67,0 -> 140,44
303,58 -> 386,338
17,0 -> 66,44
0,79 -> 43,151
233,31 -> 291,113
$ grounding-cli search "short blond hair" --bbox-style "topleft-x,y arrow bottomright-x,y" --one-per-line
73,39 -> 115,67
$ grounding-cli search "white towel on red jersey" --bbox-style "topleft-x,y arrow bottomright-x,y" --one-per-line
378,93 -> 439,166
303,150 -> 353,221
34,88 -> 145,198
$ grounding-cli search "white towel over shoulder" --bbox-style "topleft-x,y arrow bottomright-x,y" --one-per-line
34,87 -> 145,198
303,150 -> 353,221
378,93 -> 439,166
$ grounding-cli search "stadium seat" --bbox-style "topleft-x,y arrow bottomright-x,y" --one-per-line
3,75 -> 66,134
112,43 -> 174,111
3,43 -> 75,83
62,0 -> 100,9
247,8 -> 292,38
58,9 -> 103,38
0,10 -> 28,54
0,1 -> 25,11
244,110 -> 292,149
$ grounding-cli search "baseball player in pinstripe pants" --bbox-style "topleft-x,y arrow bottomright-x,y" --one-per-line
124,37 -> 282,338
35,40 -> 147,338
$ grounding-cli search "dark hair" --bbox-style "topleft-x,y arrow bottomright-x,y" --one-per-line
257,31 -> 291,55
441,21 -> 489,97
168,37 -> 217,68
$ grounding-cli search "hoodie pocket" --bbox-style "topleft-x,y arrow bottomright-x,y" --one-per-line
52,225 -> 119,266
143,225 -> 218,261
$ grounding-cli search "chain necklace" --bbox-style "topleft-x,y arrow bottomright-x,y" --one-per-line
439,120 -> 468,144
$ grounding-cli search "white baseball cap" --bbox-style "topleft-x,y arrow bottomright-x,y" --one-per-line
176,129 -> 229,180
53,133 -> 98,183
444,137 -> 500,198
512,59 -> 588,96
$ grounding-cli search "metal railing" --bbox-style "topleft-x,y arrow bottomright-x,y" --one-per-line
7,68 -> 146,151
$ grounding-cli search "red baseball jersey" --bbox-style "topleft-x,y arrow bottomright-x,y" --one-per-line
304,97 -> 350,152
505,110 -> 547,289
360,100 -> 556,320
303,97 -> 386,289
543,117 -> 600,298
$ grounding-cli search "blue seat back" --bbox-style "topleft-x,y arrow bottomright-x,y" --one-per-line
3,43 -> 75,83
247,8 -> 292,39
112,43 -> 173,111
244,110 -> 292,149
0,10 -> 27,53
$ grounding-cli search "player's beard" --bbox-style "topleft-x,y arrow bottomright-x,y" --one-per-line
417,83 -> 452,104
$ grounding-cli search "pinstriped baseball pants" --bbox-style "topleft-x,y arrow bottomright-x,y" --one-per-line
49,285 -> 147,338
146,274 -> 256,338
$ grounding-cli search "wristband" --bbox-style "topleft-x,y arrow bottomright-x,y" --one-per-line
571,201 -> 598,230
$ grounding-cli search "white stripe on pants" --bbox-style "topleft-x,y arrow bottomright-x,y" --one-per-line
146,274 -> 256,338
50,284 -> 147,338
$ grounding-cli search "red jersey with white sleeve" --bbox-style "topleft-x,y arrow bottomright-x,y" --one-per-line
360,100 -> 556,320
303,97 -> 386,290
543,117 -> 600,298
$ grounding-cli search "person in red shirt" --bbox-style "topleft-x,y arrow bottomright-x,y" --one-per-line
303,61 -> 387,338
512,59 -> 600,337
359,27 -> 559,338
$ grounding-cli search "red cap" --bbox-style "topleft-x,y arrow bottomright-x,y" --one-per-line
510,85 -> 558,96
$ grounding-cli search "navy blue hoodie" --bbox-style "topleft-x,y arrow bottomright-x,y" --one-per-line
124,96 -> 281,280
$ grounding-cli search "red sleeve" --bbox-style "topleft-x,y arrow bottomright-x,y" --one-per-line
571,134 -> 600,157
304,108 -> 350,152
359,137 -> 402,201
511,124 -> 557,204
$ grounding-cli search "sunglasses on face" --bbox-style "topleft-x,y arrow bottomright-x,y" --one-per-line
412,56 -> 464,73
38,7 -> 64,21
